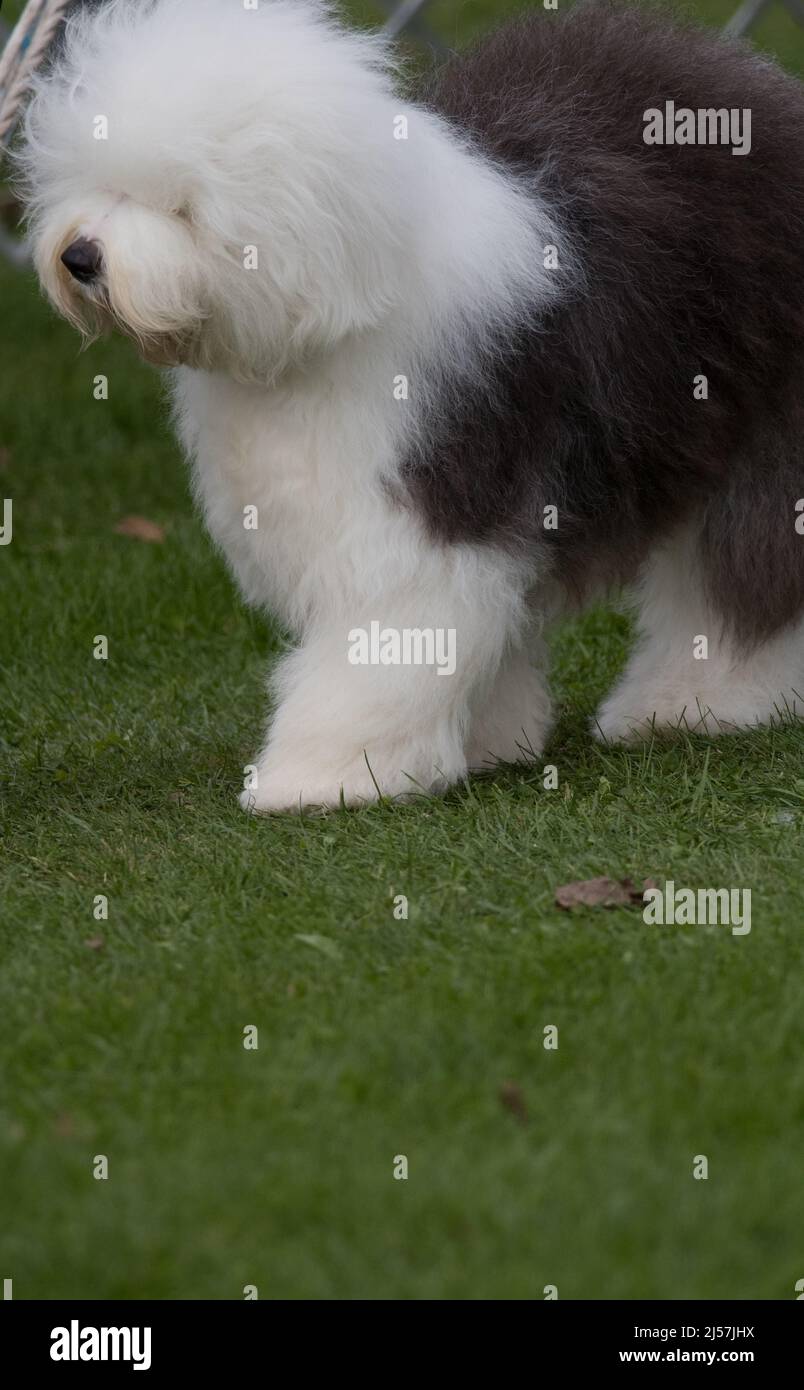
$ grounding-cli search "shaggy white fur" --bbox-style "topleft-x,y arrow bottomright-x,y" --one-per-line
595,521 -> 804,741
20,0 -> 800,811
19,0 -> 565,810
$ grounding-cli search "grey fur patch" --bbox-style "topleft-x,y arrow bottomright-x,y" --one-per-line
403,1 -> 804,644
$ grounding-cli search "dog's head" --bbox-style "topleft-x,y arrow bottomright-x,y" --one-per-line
15,0 -> 405,381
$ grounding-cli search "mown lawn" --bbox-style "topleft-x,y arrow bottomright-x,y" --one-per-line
1,0 -> 803,1300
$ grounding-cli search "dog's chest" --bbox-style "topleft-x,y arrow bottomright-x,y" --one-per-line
172,369 -> 382,631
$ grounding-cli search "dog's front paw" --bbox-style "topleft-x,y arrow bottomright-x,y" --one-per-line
238,769 -> 362,815
238,753 -> 426,815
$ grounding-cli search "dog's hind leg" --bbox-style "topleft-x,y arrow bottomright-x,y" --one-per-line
594,494 -> 804,742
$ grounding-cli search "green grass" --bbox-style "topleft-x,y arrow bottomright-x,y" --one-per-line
2,1 -> 804,1301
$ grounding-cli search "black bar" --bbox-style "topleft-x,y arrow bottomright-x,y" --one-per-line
1,1300 -> 800,1373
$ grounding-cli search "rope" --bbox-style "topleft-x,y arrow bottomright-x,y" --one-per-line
0,0 -> 74,146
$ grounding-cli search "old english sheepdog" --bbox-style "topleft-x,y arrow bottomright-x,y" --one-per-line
16,0 -> 804,810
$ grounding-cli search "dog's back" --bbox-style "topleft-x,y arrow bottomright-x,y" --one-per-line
411,2 -> 804,641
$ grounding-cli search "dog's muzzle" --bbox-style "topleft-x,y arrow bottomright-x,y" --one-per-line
61,237 -> 103,284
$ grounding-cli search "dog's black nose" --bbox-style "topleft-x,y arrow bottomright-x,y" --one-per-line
60,237 -> 103,284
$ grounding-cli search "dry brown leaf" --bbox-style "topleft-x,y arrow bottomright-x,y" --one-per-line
114,514 -> 165,543
499,1080 -> 527,1123
83,935 -> 105,950
555,876 -> 657,910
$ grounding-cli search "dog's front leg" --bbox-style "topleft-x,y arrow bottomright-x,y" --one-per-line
240,559 -> 530,812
